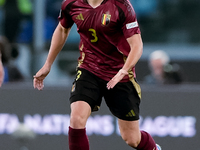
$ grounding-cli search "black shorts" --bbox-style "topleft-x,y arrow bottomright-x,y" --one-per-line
70,68 -> 141,121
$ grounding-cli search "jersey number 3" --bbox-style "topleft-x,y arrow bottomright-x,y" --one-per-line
89,28 -> 98,42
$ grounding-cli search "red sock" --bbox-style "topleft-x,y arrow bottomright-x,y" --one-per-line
68,126 -> 89,150
136,131 -> 157,150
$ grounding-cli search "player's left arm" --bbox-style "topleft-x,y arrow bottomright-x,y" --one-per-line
121,33 -> 143,72
107,34 -> 143,89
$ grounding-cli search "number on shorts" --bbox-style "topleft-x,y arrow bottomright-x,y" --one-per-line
76,70 -> 82,81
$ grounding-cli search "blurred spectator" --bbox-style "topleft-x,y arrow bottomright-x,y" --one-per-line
3,0 -> 22,43
0,50 -> 4,86
2,0 -> 32,43
0,36 -> 24,83
143,50 -> 183,84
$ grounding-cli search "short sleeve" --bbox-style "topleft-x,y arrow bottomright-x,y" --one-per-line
58,0 -> 74,28
117,0 -> 141,38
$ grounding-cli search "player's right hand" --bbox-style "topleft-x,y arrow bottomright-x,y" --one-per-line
33,66 -> 50,90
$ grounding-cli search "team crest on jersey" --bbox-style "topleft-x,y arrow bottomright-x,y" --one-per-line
101,13 -> 111,26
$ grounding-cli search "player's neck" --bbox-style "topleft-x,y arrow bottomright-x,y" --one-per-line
87,0 -> 104,8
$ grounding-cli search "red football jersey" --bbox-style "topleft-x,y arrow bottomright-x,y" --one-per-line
59,0 -> 141,82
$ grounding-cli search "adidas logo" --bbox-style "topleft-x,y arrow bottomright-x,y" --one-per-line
76,13 -> 84,20
126,109 -> 136,117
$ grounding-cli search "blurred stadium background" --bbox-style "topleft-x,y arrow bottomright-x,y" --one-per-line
0,0 -> 200,150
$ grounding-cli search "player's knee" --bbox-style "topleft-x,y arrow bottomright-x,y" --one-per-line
122,135 -> 140,148
70,115 -> 87,128
125,139 -> 140,148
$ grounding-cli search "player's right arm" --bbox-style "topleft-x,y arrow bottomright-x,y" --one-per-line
33,23 -> 71,90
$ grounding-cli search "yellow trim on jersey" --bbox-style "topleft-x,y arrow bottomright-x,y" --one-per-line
78,43 -> 85,68
128,70 -> 141,99
80,43 -> 84,51
123,55 -> 141,99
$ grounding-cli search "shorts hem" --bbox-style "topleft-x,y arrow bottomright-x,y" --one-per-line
70,94 -> 98,111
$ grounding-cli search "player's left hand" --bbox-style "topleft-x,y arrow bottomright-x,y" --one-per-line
107,69 -> 128,89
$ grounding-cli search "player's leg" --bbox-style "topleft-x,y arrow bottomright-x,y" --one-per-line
118,119 -> 141,148
105,79 -> 161,150
68,101 -> 91,150
68,68 -> 103,150
70,101 -> 91,128
118,119 -> 158,150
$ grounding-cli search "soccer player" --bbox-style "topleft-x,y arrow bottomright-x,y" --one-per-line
33,0 -> 161,149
